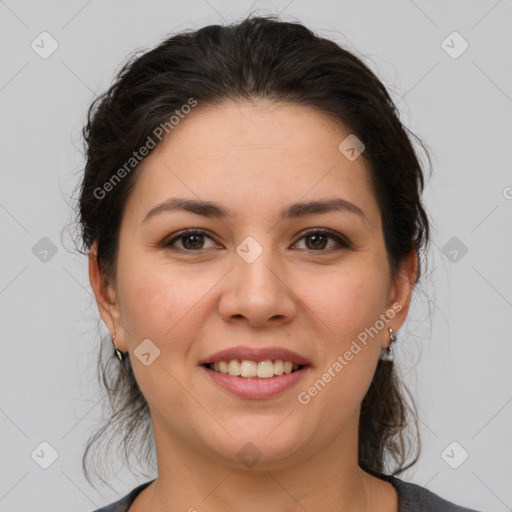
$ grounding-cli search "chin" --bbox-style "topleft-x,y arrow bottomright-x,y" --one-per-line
200,417 -> 310,468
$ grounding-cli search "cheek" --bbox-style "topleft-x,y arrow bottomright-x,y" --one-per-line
115,257 -> 208,411
116,252 -> 224,370
296,264 -> 389,407
115,246 -> 188,342
305,264 -> 390,339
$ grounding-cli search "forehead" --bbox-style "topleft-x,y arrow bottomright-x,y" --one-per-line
152,100 -> 358,166
125,101 -> 378,222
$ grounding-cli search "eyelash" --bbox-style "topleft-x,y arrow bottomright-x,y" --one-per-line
162,228 -> 351,253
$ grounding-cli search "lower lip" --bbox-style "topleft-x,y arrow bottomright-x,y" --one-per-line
201,365 -> 310,399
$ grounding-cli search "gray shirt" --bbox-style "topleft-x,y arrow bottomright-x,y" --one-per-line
91,474 -> 482,511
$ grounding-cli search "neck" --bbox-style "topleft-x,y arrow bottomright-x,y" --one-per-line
137,416 -> 390,512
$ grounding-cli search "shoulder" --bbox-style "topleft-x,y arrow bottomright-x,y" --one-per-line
381,474 -> 483,512
89,480 -> 154,512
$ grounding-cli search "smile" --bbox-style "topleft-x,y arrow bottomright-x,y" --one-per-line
201,361 -> 310,399
205,359 -> 304,378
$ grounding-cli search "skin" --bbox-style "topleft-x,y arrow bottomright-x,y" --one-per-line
89,100 -> 417,512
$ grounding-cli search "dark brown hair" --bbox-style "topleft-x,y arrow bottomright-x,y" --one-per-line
77,15 -> 429,484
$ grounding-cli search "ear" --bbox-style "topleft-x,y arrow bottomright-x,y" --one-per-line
88,242 -> 128,351
384,249 -> 418,344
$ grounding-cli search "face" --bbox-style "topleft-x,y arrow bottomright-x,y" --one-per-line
90,101 -> 416,470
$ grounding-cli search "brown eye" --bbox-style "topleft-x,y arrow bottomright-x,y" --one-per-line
163,229 -> 218,251
294,230 -> 350,252
304,233 -> 329,250
181,233 -> 205,250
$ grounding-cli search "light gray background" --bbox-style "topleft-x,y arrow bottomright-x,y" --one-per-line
1,1 -> 511,511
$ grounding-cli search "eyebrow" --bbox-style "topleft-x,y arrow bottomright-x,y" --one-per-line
142,197 -> 368,224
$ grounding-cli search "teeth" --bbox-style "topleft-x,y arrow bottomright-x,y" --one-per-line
240,360 -> 257,377
257,360 -> 274,378
228,360 -> 241,376
208,359 -> 303,378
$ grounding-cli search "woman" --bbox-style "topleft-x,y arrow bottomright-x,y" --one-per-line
78,15 -> 482,512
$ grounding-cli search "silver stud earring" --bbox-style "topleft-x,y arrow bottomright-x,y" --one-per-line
379,327 -> 397,362
110,333 -> 124,362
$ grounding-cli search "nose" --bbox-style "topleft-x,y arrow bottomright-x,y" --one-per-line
218,246 -> 297,328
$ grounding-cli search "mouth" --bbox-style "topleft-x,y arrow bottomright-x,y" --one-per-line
198,346 -> 311,398
203,359 -> 308,379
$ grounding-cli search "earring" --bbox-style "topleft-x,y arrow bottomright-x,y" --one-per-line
379,327 -> 397,362
110,333 -> 124,362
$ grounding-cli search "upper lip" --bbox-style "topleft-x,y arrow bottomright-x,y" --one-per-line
199,346 -> 311,366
